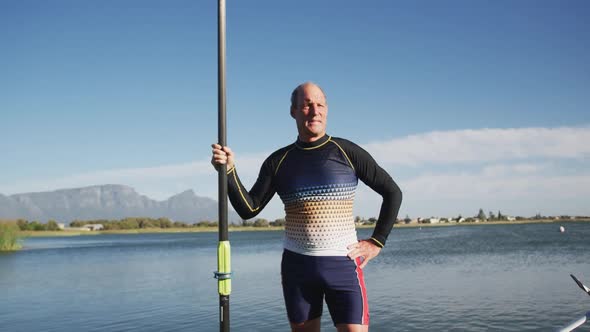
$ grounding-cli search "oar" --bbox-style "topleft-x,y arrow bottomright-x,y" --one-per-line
214,0 -> 231,331
556,275 -> 590,331
557,313 -> 590,332
570,274 -> 590,296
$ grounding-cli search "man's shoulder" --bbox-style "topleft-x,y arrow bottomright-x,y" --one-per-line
330,136 -> 374,161
263,143 -> 296,164
330,136 -> 361,150
269,143 -> 296,157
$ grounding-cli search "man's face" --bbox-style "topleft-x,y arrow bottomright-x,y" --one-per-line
291,84 -> 328,142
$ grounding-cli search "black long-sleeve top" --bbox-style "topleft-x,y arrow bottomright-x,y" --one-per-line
227,134 -> 402,256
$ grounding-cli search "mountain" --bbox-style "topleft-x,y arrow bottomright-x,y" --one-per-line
0,185 -> 241,223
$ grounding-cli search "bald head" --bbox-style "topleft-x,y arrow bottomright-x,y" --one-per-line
289,82 -> 328,142
290,82 -> 327,111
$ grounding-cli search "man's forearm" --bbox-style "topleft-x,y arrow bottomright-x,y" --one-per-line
370,181 -> 403,247
227,167 -> 274,220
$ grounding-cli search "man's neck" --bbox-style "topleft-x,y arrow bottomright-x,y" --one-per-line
295,134 -> 330,149
298,133 -> 326,143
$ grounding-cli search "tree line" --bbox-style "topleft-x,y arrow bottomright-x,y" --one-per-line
7,211 -> 587,232
401,209 -> 587,224
8,217 -> 290,231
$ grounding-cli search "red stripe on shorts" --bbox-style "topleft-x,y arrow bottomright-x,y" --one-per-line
354,257 -> 370,325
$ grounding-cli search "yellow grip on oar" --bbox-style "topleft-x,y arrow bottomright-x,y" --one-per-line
217,241 -> 232,296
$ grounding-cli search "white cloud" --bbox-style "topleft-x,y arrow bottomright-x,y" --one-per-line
363,126 -> 590,166
354,166 -> 590,218
480,163 -> 547,177
357,126 -> 590,218
400,170 -> 590,200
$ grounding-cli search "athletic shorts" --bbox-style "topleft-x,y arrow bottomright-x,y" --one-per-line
280,249 -> 369,326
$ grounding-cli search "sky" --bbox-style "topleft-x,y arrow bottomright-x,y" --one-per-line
1,0 -> 589,220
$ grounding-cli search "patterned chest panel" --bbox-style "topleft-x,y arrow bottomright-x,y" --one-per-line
275,142 -> 358,256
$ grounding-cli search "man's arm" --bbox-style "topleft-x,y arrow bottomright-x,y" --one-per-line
212,144 -> 276,220
334,138 -> 403,245
226,163 -> 275,220
335,138 -> 402,268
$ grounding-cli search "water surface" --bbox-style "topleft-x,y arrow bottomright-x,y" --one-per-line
1,223 -> 589,331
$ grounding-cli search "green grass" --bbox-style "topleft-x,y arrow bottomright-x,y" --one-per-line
0,221 -> 22,251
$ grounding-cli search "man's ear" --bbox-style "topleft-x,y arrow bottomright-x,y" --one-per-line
290,107 -> 296,119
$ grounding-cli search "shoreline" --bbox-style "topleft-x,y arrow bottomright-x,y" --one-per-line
19,219 -> 589,237
392,218 -> 589,227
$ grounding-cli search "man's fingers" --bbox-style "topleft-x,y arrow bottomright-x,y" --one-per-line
347,248 -> 367,260
212,152 -> 226,162
212,150 -> 227,159
222,146 -> 233,155
212,146 -> 228,160
347,249 -> 359,259
212,145 -> 232,158
212,144 -> 231,155
359,260 -> 368,269
213,157 -> 227,164
211,144 -> 227,169
348,250 -> 370,268
357,255 -> 368,269
211,144 -> 235,171
347,240 -> 381,268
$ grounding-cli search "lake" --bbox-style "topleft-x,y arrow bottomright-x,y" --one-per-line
1,222 -> 589,331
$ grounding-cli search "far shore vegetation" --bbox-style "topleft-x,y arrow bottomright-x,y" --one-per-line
1,209 -> 589,243
0,221 -> 22,251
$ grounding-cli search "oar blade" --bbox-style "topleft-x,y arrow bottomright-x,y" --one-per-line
570,274 -> 590,295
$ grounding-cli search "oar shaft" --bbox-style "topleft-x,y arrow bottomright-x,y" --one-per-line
217,0 -> 228,232
217,1 -> 230,332
556,312 -> 589,332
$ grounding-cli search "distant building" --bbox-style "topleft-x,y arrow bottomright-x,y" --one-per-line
423,218 -> 440,224
83,224 -> 104,231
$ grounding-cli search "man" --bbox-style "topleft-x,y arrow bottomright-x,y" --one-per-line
211,82 -> 402,332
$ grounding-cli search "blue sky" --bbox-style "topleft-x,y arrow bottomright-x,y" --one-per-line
1,0 -> 589,220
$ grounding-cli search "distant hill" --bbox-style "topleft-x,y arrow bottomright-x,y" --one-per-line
0,185 -> 241,224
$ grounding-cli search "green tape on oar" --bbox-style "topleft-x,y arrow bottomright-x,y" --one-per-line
216,241 -> 232,295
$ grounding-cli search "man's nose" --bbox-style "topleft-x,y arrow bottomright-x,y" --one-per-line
309,104 -> 318,114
